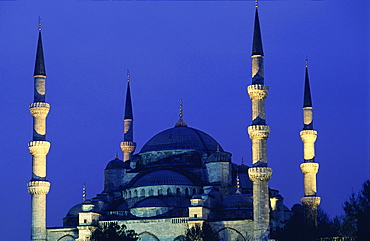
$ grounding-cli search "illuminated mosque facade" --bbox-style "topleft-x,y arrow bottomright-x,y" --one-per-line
27,4 -> 320,241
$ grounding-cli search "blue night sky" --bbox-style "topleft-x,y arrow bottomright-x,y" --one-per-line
0,0 -> 368,240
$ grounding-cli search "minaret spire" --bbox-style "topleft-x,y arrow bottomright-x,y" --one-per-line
28,19 -> 51,241
120,70 -> 137,162
247,3 -> 272,240
300,60 -> 320,227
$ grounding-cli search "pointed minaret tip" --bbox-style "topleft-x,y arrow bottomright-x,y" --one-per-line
252,3 -> 264,56
124,71 -> 133,120
175,99 -> 188,127
303,59 -> 313,108
34,17 -> 46,76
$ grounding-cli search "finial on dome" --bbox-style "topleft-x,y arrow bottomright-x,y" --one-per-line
216,145 -> 220,152
179,99 -> 183,118
82,183 -> 86,202
236,174 -> 241,194
127,69 -> 130,82
175,99 -> 188,127
305,56 -> 309,68
38,16 -> 42,31
115,152 -> 118,159
255,0 -> 258,8
241,157 -> 245,165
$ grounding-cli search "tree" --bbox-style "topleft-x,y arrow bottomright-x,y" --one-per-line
90,222 -> 138,241
341,180 -> 370,240
185,222 -> 216,241
272,204 -> 339,241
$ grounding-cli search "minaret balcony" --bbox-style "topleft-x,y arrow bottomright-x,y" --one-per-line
248,167 -> 272,182
120,141 -> 137,153
301,196 -> 321,207
247,84 -> 268,100
300,130 -> 317,142
248,125 -> 270,139
29,102 -> 50,117
300,162 -> 319,174
28,141 -> 50,155
27,180 -> 50,195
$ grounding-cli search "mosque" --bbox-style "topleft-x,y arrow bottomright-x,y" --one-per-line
27,4 -> 320,241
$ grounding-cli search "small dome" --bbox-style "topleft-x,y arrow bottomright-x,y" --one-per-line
132,170 -> 194,187
105,157 -> 128,169
222,194 -> 253,209
239,173 -> 253,189
206,152 -> 231,163
66,203 -> 82,217
140,126 -> 223,153
134,197 -> 168,208
238,164 -> 249,174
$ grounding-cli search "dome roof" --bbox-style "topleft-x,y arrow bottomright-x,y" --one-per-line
105,157 -> 127,169
131,170 -> 194,187
66,203 -> 82,217
140,126 -> 223,153
238,163 -> 249,174
239,173 -> 253,189
222,194 -> 253,209
206,152 -> 231,163
134,197 -> 168,208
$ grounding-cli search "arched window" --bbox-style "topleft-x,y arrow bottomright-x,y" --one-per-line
128,191 -> 131,199
141,189 -> 145,197
193,188 -> 197,195
176,188 -> 181,196
167,188 -> 172,196
134,190 -> 138,198
185,188 -> 190,197
149,189 -> 154,196
158,189 -> 163,196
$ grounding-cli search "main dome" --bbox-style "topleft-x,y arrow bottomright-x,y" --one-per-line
140,126 -> 223,153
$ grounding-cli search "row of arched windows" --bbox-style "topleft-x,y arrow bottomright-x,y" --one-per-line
123,186 -> 201,199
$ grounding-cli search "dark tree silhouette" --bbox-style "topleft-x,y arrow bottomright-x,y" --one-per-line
341,180 -> 370,240
185,222 -> 216,241
272,204 -> 338,241
90,222 -> 138,241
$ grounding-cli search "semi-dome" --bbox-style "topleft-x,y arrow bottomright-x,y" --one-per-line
131,170 -> 194,187
134,197 -> 168,208
140,126 -> 223,153
222,194 -> 253,209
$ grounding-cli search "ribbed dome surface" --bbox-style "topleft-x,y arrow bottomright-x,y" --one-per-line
66,203 -> 82,217
206,152 -> 230,163
239,173 -> 253,189
105,157 -> 127,169
222,194 -> 253,209
140,126 -> 223,153
238,164 -> 250,174
132,170 -> 194,187
134,197 -> 167,208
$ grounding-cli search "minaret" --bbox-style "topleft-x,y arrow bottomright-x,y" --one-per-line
27,19 -> 51,241
120,71 -> 136,162
300,60 -> 320,226
247,3 -> 272,241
